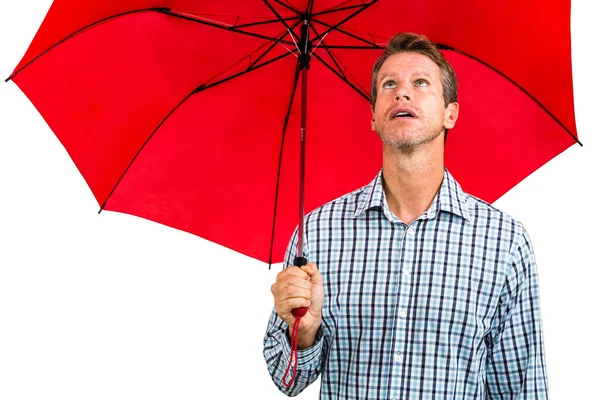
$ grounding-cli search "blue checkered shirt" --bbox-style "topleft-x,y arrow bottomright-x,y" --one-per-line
264,168 -> 548,399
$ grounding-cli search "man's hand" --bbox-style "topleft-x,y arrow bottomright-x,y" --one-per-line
271,262 -> 324,349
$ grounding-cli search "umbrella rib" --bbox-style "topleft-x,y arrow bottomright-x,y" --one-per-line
199,25 -> 300,87
158,8 -> 295,45
306,0 -> 315,16
313,52 -> 370,101
234,15 -> 298,29
98,90 -> 195,213
312,0 -> 378,42
262,0 -> 301,42
249,20 -> 303,69
195,51 -> 296,93
98,51 -> 296,213
312,18 -> 379,48
307,24 -> 346,79
5,8 -> 168,82
437,44 -> 582,146
312,3 -> 366,18
271,0 -> 302,15
319,45 -> 383,49
268,60 -> 302,269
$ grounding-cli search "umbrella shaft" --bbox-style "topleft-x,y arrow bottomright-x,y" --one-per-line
297,67 -> 308,258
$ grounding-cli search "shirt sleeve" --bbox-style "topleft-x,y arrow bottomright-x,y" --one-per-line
485,223 -> 549,399
263,226 -> 325,396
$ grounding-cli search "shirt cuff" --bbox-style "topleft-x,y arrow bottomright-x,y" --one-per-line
281,326 -> 324,369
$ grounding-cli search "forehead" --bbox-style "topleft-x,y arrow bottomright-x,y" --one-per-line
377,52 -> 441,81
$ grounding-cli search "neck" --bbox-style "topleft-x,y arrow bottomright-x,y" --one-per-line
381,140 -> 444,224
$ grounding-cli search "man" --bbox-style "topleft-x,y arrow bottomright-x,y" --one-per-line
264,32 -> 548,399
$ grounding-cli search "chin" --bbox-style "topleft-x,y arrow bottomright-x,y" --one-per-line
380,130 -> 443,150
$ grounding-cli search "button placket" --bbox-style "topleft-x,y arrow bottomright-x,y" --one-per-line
397,222 -> 415,323
391,223 -> 416,397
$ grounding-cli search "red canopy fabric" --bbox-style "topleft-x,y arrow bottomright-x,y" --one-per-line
9,0 -> 577,263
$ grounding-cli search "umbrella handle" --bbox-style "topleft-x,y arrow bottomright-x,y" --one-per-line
292,256 -> 309,317
283,255 -> 309,388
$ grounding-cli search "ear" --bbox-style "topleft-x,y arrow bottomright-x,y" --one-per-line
370,106 -> 375,131
443,102 -> 459,130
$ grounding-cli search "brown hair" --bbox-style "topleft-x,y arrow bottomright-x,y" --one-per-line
370,32 -> 458,110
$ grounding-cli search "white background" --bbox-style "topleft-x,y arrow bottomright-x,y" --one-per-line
1,1 -> 598,399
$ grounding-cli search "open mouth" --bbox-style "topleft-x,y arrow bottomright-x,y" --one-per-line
392,111 -> 415,118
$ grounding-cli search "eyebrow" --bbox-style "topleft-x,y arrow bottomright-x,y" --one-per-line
378,70 -> 434,83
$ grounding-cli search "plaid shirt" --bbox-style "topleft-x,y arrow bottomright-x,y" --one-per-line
264,168 -> 548,399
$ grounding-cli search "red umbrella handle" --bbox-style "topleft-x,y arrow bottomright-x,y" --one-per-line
282,255 -> 309,387
292,256 -> 309,317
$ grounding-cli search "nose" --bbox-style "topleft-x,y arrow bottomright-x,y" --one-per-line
394,84 -> 411,102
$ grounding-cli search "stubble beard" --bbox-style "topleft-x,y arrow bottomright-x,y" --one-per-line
376,119 -> 444,153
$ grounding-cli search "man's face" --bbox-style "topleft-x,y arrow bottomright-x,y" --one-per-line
371,52 -> 458,150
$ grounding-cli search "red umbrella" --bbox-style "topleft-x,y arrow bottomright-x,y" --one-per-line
7,0 -> 579,269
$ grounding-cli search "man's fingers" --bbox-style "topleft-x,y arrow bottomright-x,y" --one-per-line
283,285 -> 311,299
273,274 -> 312,290
272,276 -> 313,315
277,266 -> 309,282
278,297 -> 312,312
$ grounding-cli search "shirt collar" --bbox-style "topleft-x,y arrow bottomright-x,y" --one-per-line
354,167 -> 471,222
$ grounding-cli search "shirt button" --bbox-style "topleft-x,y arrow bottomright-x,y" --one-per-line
402,268 -> 410,276
399,310 -> 407,318
394,353 -> 403,363
407,227 -> 415,235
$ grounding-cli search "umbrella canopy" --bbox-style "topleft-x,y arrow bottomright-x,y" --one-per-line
7,0 -> 578,264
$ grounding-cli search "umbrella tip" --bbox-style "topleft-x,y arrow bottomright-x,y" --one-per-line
5,76 -> 12,83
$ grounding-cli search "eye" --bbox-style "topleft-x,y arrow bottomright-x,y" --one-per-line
414,79 -> 428,87
383,80 -> 396,89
